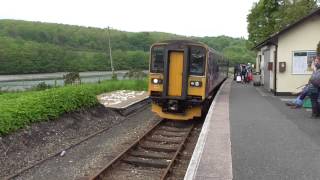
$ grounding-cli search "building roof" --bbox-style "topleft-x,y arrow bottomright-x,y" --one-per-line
253,7 -> 320,50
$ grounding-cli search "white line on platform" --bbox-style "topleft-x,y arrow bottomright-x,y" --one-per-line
184,89 -> 218,180
184,80 -> 233,180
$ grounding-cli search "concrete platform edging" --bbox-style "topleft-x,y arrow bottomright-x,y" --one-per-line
184,79 -> 233,180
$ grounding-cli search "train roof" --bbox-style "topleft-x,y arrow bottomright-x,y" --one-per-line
153,39 -> 207,47
152,39 -> 225,58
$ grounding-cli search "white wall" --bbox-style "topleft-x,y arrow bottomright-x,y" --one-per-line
269,45 -> 276,90
277,15 -> 320,93
256,45 -> 276,90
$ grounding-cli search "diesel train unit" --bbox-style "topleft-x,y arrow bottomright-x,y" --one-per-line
148,40 -> 229,120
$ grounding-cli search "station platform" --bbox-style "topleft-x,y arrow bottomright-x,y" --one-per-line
97,90 -> 149,115
185,79 -> 320,180
97,90 -> 148,109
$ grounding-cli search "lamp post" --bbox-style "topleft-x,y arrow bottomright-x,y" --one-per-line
106,26 -> 114,77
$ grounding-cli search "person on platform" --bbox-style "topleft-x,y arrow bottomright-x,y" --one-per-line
308,56 -> 320,117
241,65 -> 247,83
246,63 -> 253,82
286,57 -> 320,114
233,64 -> 240,81
286,84 -> 310,108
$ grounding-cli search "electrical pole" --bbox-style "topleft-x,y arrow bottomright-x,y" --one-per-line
107,26 -> 114,76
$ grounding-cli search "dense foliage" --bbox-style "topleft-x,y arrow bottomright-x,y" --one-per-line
0,35 -> 148,74
198,36 -> 256,65
247,0 -> 319,47
0,79 -> 147,134
0,19 -> 255,74
63,72 -> 80,85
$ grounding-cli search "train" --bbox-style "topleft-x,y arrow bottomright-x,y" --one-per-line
148,40 -> 229,120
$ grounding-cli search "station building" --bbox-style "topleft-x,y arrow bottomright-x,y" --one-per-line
254,8 -> 320,95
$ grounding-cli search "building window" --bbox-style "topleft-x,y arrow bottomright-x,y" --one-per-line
292,51 -> 317,74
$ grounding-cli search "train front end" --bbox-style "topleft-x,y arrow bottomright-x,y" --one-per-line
148,40 -> 207,120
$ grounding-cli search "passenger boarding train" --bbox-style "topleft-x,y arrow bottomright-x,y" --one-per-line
148,40 -> 229,120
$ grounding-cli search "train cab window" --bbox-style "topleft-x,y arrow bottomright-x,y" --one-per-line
189,47 -> 205,76
151,46 -> 164,73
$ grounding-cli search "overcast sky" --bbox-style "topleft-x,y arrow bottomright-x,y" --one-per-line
0,0 -> 257,38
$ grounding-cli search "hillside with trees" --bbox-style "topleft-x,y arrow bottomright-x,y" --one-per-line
0,19 -> 255,74
247,0 -> 319,47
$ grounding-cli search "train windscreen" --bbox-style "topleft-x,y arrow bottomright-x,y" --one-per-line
189,47 -> 205,76
151,46 -> 164,73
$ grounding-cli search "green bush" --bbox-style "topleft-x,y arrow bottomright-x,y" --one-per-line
0,80 -> 147,135
32,82 -> 52,91
123,69 -> 148,80
63,72 -> 81,85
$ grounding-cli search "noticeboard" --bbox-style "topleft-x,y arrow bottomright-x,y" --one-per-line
292,51 -> 317,74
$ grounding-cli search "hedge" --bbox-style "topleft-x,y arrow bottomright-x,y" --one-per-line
0,80 -> 147,135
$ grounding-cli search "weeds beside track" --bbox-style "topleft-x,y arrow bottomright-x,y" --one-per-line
0,79 -> 147,135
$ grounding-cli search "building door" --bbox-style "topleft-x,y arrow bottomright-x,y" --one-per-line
168,51 -> 183,96
263,50 -> 270,90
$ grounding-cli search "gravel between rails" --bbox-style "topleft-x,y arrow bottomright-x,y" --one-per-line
0,103 -> 158,180
166,121 -> 203,180
90,120 -> 199,180
1,104 -> 123,179
12,106 -> 159,180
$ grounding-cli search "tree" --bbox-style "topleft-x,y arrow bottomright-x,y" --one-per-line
0,19 -> 256,74
63,72 -> 81,85
247,0 -> 318,47
247,0 -> 280,45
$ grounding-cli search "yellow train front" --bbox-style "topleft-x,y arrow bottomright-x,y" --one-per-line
148,40 -> 228,120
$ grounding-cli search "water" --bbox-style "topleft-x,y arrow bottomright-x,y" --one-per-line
0,71 -> 141,91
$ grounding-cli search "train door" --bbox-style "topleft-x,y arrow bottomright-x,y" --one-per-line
168,51 -> 183,97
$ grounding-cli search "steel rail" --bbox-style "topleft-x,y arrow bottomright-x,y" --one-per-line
89,120 -> 194,180
5,104 -> 150,180
160,124 -> 194,180
89,119 -> 163,180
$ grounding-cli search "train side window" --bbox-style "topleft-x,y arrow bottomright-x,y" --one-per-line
151,46 -> 164,73
189,47 -> 205,76
208,52 -> 214,74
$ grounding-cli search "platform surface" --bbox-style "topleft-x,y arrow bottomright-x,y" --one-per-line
97,90 -> 148,109
185,79 -> 233,180
186,79 -> 320,180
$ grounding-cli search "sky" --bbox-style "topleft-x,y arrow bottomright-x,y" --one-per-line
0,0 -> 257,38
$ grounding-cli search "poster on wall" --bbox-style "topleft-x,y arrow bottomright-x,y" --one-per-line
292,51 -> 317,74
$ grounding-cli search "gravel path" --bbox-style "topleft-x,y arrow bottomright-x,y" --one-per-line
12,106 -> 159,180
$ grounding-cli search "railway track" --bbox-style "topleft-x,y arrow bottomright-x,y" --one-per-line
89,119 -> 195,180
5,102 -> 151,180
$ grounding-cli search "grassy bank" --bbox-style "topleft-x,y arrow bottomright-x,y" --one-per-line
0,80 -> 147,135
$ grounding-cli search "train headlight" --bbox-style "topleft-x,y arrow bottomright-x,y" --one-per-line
190,81 -> 202,87
152,78 -> 162,84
